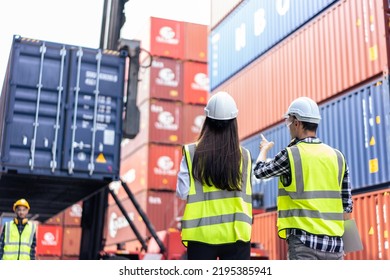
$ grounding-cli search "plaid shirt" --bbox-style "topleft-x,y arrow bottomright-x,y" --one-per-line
0,220 -> 36,260
254,137 -> 353,253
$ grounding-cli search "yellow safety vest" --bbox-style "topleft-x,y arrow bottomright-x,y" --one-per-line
277,142 -> 345,239
181,143 -> 252,246
2,221 -> 36,260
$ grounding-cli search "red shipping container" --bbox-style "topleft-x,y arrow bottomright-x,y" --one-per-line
138,57 -> 183,105
36,225 -> 63,256
182,103 -> 205,144
121,100 -> 183,158
182,61 -> 209,105
63,202 -> 83,226
104,197 -> 147,246
184,22 -> 208,63
213,0 -> 390,140
62,226 -> 82,256
140,17 -> 186,61
44,212 -> 64,226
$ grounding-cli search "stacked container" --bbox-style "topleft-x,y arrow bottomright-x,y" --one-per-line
210,0 -> 390,259
37,202 -> 83,260
105,17 -> 209,249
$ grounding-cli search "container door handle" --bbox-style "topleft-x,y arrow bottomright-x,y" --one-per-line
88,50 -> 102,175
29,42 -> 46,170
68,47 -> 83,174
51,46 -> 66,173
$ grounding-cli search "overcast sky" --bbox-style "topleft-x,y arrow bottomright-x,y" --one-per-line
0,0 -> 210,91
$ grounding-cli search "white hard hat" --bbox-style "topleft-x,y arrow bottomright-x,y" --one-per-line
284,97 -> 321,124
204,91 -> 238,120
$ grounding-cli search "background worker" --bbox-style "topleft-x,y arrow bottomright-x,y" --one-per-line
253,97 -> 353,260
0,198 -> 37,260
176,91 -> 253,260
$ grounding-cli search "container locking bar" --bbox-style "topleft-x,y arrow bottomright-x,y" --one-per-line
29,42 -> 46,170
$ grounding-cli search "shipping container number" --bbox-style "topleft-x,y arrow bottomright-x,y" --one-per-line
212,266 -> 272,276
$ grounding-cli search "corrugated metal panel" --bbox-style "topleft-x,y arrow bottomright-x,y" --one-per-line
182,104 -> 205,144
251,211 -> 287,260
44,212 -> 64,226
182,61 -> 209,105
213,0 -> 389,140
62,226 -> 82,256
184,22 -> 208,63
137,57 -> 183,105
209,0 -> 340,90
210,0 -> 243,30
345,188 -> 390,260
242,76 -> 390,208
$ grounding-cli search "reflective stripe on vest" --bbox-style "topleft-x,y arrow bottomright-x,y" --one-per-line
181,143 -> 252,245
3,221 -> 35,260
277,143 -> 345,239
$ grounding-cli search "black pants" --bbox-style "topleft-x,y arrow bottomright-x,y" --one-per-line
187,241 -> 251,260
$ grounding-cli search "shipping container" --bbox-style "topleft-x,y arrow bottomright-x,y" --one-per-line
242,76 -> 390,209
44,212 -> 64,226
182,103 -> 205,144
104,196 -> 147,246
62,226 -> 82,256
0,36 -> 126,220
209,0 -> 340,90
182,61 -> 209,105
138,17 -> 208,62
63,202 -> 83,226
121,99 -> 183,158
137,57 -> 183,105
210,0 -> 243,30
213,0 -> 390,140
36,224 -> 63,256
345,188 -> 390,260
184,22 -> 208,63
252,188 -> 390,260
251,211 -> 287,260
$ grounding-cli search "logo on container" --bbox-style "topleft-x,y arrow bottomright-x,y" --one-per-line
148,196 -> 162,205
235,23 -> 246,51
41,231 -> 58,246
152,104 -> 179,131
254,9 -> 266,36
109,212 -> 134,238
69,204 -> 82,217
191,73 -> 209,91
156,26 -> 179,45
191,115 -> 205,134
154,156 -> 177,176
156,68 -> 179,87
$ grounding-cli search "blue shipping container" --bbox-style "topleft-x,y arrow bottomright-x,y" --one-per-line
242,76 -> 390,209
209,0 -> 339,91
0,36 -> 126,219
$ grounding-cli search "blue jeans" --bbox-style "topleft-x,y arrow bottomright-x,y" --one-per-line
287,235 -> 344,260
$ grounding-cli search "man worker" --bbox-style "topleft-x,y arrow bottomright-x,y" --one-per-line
0,198 -> 37,260
253,97 -> 353,260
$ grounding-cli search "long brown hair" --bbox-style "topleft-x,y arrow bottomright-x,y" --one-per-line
192,117 -> 242,191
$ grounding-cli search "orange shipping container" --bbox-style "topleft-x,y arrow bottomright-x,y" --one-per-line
182,61 -> 209,105
36,225 -> 63,256
213,0 -> 390,140
345,188 -> 390,260
44,212 -> 64,226
62,226 -> 82,256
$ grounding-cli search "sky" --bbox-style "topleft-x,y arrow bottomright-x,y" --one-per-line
0,0 -> 210,91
